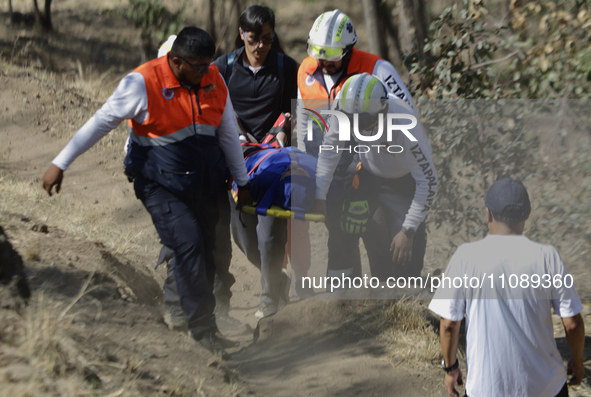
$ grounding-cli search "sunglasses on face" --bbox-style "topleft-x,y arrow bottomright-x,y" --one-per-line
307,44 -> 348,62
244,32 -> 275,46
179,57 -> 212,73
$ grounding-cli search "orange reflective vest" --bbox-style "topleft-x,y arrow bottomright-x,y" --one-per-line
125,56 -> 230,199
298,48 -> 381,107
129,56 -> 227,143
297,48 -> 382,157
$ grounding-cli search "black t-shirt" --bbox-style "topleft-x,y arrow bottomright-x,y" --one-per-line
214,47 -> 298,143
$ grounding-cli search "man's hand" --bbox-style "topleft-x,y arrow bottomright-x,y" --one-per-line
235,189 -> 253,211
444,368 -> 463,397
42,164 -> 64,196
274,112 -> 292,148
390,231 -> 413,264
276,132 -> 287,148
284,112 -> 292,133
311,199 -> 327,219
567,357 -> 584,386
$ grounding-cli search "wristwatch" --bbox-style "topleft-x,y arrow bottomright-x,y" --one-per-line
402,227 -> 416,238
442,358 -> 459,372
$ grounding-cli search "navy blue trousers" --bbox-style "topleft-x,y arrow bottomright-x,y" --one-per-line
134,176 -> 218,339
325,171 -> 427,281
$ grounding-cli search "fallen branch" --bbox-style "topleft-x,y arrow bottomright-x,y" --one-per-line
464,50 -> 519,71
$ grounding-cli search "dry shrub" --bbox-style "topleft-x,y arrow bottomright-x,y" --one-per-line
0,293 -> 93,396
0,273 -> 151,396
378,299 -> 442,364
20,292 -> 81,375
0,274 -> 126,396
341,299 -> 445,365
0,176 -> 152,256
21,246 -> 40,262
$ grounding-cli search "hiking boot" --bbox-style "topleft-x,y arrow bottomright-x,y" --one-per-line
214,299 -> 230,316
214,300 -> 241,329
193,332 -> 237,360
255,302 -> 278,319
278,269 -> 291,309
216,313 -> 242,330
164,312 -> 188,333
295,280 -> 315,300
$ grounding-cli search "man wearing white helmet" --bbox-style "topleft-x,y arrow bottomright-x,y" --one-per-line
314,73 -> 437,281
297,9 -> 415,157
296,10 -> 419,283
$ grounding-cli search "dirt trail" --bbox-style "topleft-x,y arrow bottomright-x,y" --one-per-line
233,300 -> 446,397
1,3 -> 591,395
0,64 -> 445,396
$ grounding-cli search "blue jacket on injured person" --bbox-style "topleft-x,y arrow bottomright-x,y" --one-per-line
232,145 -> 318,218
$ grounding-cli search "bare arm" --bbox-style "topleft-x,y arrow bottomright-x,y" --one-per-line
562,313 -> 585,385
440,318 -> 463,397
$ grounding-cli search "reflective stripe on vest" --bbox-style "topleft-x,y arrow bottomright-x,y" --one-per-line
129,124 -> 215,147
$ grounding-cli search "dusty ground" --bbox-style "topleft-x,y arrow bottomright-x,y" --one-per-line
1,1 -> 591,396
0,57 -> 448,396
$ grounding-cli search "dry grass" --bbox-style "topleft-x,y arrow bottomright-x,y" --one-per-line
0,175 -> 153,256
21,246 -> 40,261
0,273 -> 156,397
343,299 -> 445,366
70,59 -> 125,102
0,55 -> 155,257
378,299 -> 444,365
0,286 -> 96,396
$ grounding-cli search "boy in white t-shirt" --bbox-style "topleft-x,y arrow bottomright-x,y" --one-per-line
429,178 -> 585,397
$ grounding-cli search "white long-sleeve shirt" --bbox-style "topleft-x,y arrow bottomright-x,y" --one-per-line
315,95 -> 437,230
52,71 -> 250,186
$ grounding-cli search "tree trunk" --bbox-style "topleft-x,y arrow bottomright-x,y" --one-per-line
32,0 -> 52,30
379,1 -> 402,63
9,0 -> 13,15
361,0 -> 388,59
206,0 -> 217,45
43,0 -> 51,29
398,0 -> 430,92
398,0 -> 428,58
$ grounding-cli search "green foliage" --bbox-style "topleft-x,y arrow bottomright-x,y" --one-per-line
126,0 -> 184,43
410,0 -> 591,264
411,0 -> 591,99
105,0 -> 185,58
411,1 -> 500,99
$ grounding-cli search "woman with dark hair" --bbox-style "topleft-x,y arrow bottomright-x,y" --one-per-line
212,5 -> 299,319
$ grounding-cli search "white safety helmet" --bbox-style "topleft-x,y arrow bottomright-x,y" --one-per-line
158,35 -> 177,58
337,73 -> 388,115
307,9 -> 357,61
